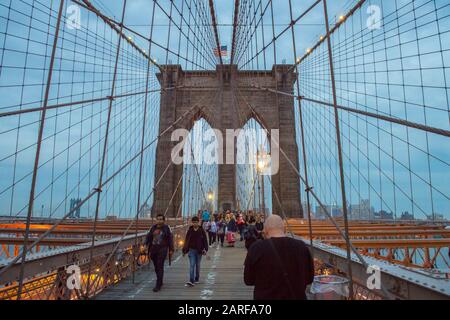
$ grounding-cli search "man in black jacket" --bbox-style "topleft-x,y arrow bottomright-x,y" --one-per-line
144,214 -> 174,292
182,216 -> 208,287
244,214 -> 314,300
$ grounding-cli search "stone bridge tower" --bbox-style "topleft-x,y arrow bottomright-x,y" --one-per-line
152,64 -> 302,218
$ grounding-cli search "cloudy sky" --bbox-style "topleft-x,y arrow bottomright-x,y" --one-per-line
0,0 -> 448,219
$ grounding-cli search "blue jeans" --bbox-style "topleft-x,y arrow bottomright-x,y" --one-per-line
238,224 -> 246,240
188,248 -> 202,283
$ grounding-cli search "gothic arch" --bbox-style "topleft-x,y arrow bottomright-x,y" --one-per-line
152,64 -> 302,218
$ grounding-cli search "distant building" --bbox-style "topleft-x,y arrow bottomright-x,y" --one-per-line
301,202 -> 309,217
69,198 -> 82,218
374,210 -> 394,220
315,205 -> 327,219
348,199 -> 374,220
426,213 -> 445,221
315,204 -> 342,219
139,202 -> 151,218
331,206 -> 343,218
400,211 -> 414,220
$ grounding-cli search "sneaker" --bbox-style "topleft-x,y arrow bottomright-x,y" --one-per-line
152,286 -> 161,292
185,281 -> 194,287
194,279 -> 199,283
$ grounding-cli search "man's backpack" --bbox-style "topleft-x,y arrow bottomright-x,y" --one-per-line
244,226 -> 257,239
244,226 -> 258,249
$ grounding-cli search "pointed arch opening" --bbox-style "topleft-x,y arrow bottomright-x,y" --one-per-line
235,117 -> 272,216
181,117 -> 219,218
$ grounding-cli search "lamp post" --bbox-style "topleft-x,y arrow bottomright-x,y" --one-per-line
257,148 -> 268,218
207,190 -> 214,213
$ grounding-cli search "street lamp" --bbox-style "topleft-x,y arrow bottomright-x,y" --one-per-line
206,191 -> 214,214
256,148 -> 268,217
257,158 -> 266,171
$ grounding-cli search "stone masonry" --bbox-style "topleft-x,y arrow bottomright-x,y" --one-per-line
152,64 -> 302,218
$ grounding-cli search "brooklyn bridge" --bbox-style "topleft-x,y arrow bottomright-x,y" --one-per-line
0,0 -> 449,300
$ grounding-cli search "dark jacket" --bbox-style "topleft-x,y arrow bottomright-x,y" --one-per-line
182,226 -> 208,254
255,222 -> 264,232
244,237 -> 314,300
144,224 -> 174,254
227,219 -> 237,232
216,221 -> 226,234
244,224 -> 259,249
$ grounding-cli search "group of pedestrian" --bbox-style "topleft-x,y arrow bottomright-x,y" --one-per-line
144,211 -> 315,300
194,209 -> 265,249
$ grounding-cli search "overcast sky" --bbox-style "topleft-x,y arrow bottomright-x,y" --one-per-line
0,0 -> 448,219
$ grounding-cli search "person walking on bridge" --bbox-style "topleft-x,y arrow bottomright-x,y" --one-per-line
182,216 -> 209,287
216,216 -> 226,247
255,214 -> 264,239
201,209 -> 210,224
144,214 -> 174,292
237,212 -> 246,241
226,214 -> 237,247
244,214 -> 314,300
207,219 -> 218,246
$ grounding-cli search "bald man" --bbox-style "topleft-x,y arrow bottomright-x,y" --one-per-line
243,215 -> 314,300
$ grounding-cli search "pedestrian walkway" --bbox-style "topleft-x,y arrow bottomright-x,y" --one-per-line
96,240 -> 253,300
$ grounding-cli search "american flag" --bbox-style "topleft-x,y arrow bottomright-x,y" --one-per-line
213,45 -> 228,57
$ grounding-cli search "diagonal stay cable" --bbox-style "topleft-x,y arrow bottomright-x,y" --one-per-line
85,0 -> 129,298
232,84 -> 394,299
74,0 -> 162,72
80,87 -> 221,292
0,101 -> 207,281
242,83 -> 450,138
87,159 -> 174,294
208,0 -> 223,66
230,0 -> 240,65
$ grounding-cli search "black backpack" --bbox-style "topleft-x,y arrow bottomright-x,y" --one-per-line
245,225 -> 258,239
244,225 -> 259,249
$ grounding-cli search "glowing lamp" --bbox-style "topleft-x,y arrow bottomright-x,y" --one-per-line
258,160 -> 266,170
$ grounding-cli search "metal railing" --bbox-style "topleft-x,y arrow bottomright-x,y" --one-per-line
0,224 -> 188,300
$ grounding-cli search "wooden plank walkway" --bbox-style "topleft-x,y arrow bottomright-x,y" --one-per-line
96,240 -> 254,300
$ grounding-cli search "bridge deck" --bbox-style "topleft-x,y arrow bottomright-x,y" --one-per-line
96,241 -> 254,300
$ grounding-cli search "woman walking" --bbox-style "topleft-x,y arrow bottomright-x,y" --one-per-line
208,219 -> 217,246
236,212 -> 246,241
216,217 -> 226,247
226,214 -> 237,247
